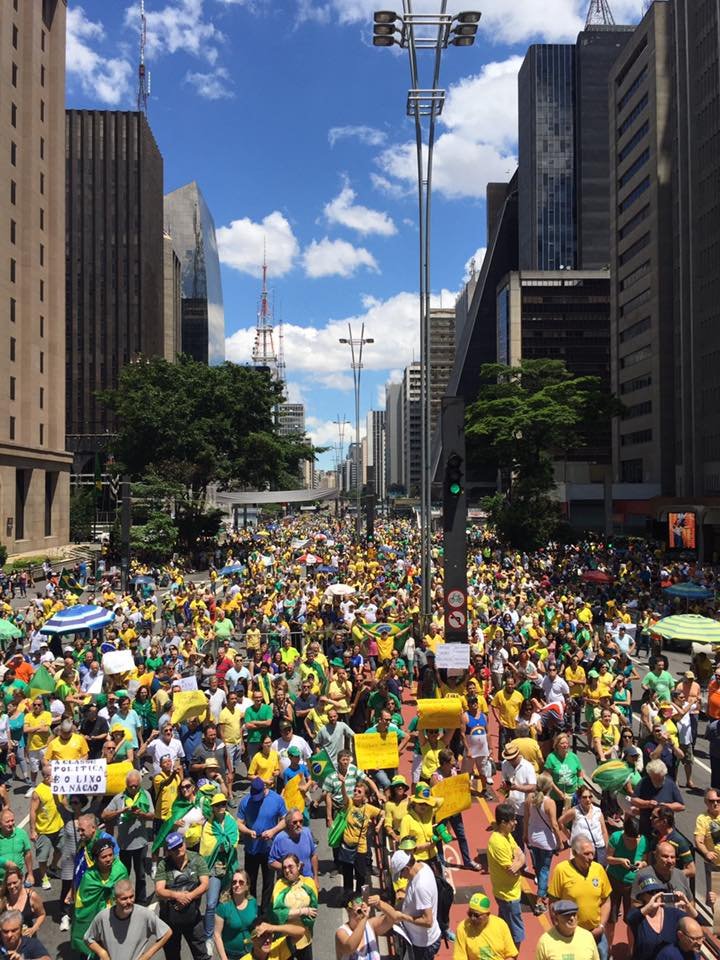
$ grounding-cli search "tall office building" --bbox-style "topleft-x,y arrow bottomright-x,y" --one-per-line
162,231 -> 181,361
164,181 -> 225,365
0,0 -> 71,551
608,2 -> 675,492
402,363 -> 422,496
366,410 -> 386,500
277,402 -> 305,437
65,110 -> 165,469
384,382 -> 403,492
428,307 -> 456,438
519,24 -> 633,271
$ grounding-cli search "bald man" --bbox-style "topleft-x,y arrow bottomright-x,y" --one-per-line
656,917 -> 704,960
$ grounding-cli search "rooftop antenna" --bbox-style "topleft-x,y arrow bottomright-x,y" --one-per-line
137,0 -> 150,114
251,242 -> 279,377
585,0 -> 615,26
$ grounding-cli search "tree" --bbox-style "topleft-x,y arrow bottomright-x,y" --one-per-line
466,359 -> 621,548
69,489 -> 95,543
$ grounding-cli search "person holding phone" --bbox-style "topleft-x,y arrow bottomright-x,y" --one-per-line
626,878 -> 692,960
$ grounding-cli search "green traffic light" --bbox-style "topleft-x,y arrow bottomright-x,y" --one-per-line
449,482 -> 461,496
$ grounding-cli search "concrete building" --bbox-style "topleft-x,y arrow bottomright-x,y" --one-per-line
164,181 -> 224,365
65,110 -> 165,470
162,231 -> 181,361
429,307 -> 456,439
402,363 -> 422,497
277,402 -> 305,438
384,382 -> 403,493
0,0 -> 72,551
366,410 -> 386,500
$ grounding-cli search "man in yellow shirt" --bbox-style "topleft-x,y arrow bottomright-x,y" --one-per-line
694,789 -> 720,908
453,892 -> 518,960
548,836 -> 611,959
23,697 -> 53,796
44,720 -> 89,761
28,762 -> 63,890
491,676 -> 524,762
487,803 -> 526,946
536,900 -> 600,960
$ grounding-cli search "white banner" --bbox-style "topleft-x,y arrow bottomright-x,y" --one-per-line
51,759 -> 107,795
177,675 -> 198,691
435,644 -> 471,670
102,650 -> 135,675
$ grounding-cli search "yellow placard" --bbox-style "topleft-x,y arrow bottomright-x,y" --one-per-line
105,760 -> 134,796
354,732 -> 399,771
282,774 -> 306,813
417,698 -> 462,730
432,773 -> 472,820
171,690 -> 209,726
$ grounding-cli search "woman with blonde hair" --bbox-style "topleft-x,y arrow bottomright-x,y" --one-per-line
524,772 -> 564,915
214,869 -> 258,960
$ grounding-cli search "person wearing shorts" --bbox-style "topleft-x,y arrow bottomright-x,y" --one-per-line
23,698 -> 53,797
28,763 -> 63,890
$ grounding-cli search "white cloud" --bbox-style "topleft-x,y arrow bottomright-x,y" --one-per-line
126,0 -> 225,64
306,416 -> 356,450
216,212 -> 300,277
324,182 -> 397,237
225,288 -> 455,376
66,7 -> 133,105
463,247 -> 486,283
328,125 -> 387,148
370,173 -> 412,200
302,238 -> 379,278
185,67 -> 234,99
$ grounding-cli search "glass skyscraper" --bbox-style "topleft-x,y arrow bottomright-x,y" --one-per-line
164,182 -> 225,364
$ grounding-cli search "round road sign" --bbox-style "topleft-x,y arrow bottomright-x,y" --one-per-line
446,589 -> 465,609
447,610 -> 466,630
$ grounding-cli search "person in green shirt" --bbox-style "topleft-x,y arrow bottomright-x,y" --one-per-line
642,658 -> 675,704
0,808 -> 33,884
215,869 -> 258,960
544,733 -> 585,815
244,690 -> 273,763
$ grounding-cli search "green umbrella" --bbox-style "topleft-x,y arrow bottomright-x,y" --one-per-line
650,614 -> 720,644
0,620 -> 22,641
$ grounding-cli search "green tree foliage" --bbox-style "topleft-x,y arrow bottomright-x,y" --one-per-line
130,511 -> 178,561
99,357 -> 316,495
466,359 -> 621,548
69,489 -> 95,543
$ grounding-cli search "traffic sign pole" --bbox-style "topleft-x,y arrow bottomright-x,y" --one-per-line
442,397 -> 468,643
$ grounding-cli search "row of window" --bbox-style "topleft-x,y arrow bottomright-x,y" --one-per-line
618,148 -> 650,189
619,286 -> 651,317
618,120 -> 650,164
9,379 -> 44,409
9,339 -> 45,373
620,342 -> 652,368
620,374 -> 652,395
618,64 -> 649,113
619,230 -> 650,265
618,176 -> 650,214
619,315 -> 651,344
621,429 -> 652,446
618,203 -> 650,241
9,419 -> 45,446
618,92 -> 648,138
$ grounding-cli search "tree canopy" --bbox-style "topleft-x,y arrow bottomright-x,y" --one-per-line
99,356 -> 315,494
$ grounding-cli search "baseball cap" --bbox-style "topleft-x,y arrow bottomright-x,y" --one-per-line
637,877 -> 665,895
210,793 -> 228,806
389,850 -> 412,879
552,900 -> 579,915
390,775 -> 409,788
622,746 -> 641,758
587,669 -> 600,679
683,671 -> 696,680
468,893 -> 491,914
166,832 -> 184,850
287,746 -> 301,758
249,777 -> 266,799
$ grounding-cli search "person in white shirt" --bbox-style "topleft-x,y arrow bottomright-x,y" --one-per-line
206,677 -> 227,724
540,663 -> 570,706
501,742 -> 537,850
140,722 -> 184,775
272,722 -> 312,772
370,851 -> 441,956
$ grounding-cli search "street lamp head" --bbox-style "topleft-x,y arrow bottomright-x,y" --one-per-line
373,23 -> 396,35
373,33 -> 397,46
339,338 -> 349,344
366,338 -> 375,344
374,10 -> 399,24
450,34 -> 475,45
453,23 -> 478,36
455,11 -> 481,24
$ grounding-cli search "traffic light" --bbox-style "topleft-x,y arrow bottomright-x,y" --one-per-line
446,452 -> 464,497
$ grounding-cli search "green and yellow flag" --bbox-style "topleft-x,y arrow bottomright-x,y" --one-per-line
309,749 -> 334,786
29,664 -> 57,697
59,568 -> 83,597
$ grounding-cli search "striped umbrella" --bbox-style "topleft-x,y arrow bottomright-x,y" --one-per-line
40,604 -> 116,636
663,582 -> 714,600
219,563 -> 245,576
650,614 -> 720,644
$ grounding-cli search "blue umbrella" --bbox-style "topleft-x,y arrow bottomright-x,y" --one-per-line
316,565 -> 339,574
219,563 -> 245,576
130,575 -> 155,586
663,582 -> 714,600
40,604 -> 116,635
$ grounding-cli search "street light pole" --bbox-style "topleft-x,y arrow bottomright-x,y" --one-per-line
339,324 -> 374,542
373,5 -> 480,619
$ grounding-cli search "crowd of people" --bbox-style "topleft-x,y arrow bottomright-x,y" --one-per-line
0,519 -> 716,960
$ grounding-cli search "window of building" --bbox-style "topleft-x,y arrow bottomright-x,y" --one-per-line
622,400 -> 652,419
616,33 -> 648,86
12,24 -> 18,48
620,343 -> 652,368
15,469 -> 28,540
10,181 -> 16,206
39,244 -> 43,266
39,172 -> 44,195
39,208 -> 44,230
620,260 -> 651,292
10,338 -> 16,362
620,374 -> 652,394
40,137 -> 44,160
621,458 -> 644,482
40,100 -> 45,122
44,471 -> 56,537
39,424 -> 44,446
41,30 -> 46,52
9,378 -> 15,402
11,63 -> 17,88
39,351 -> 44,374
618,93 -> 648,138
10,142 -> 16,167
619,176 -> 650,214
39,279 -> 44,303
618,148 -> 650,189
40,64 -> 45,87
619,316 -> 651,344
13,0 -> 18,11
618,64 -> 648,112
39,386 -> 44,409
618,121 -> 649,164
9,418 -> 15,441
10,259 -> 16,283
621,429 -> 652,446
619,230 -> 650,265
620,287 -> 651,317
10,220 -> 16,245
39,315 -> 44,337
10,298 -> 16,323
11,103 -> 17,128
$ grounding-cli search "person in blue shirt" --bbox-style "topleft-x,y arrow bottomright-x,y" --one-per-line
267,810 -> 318,888
237,778 -> 287,914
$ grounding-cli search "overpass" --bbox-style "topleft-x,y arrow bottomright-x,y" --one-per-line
214,488 -> 338,505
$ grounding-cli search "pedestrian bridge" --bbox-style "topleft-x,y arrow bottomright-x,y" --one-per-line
214,488 -> 338,505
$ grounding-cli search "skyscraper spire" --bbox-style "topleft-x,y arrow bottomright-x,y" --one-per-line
137,0 -> 150,114
251,245 -> 279,376
585,0 -> 615,26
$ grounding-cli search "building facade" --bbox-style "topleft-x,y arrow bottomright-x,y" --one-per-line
164,182 -> 224,366
402,363 -> 422,497
384,382 -> 403,492
428,307 -> 456,439
0,0 -> 72,552
277,402 -> 305,438
365,409 -> 386,500
65,110 -> 165,470
162,231 -> 181,361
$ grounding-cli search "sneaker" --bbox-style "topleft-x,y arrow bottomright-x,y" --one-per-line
59,915 -> 70,932
206,939 -> 214,957
25,787 -> 35,798
41,876 -> 51,890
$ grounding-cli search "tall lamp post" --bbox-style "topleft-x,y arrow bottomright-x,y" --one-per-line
373,5 -> 480,620
339,323 -> 374,542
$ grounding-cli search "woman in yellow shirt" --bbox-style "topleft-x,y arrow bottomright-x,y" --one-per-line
399,784 -> 443,865
383,777 -> 410,846
248,735 -> 280,787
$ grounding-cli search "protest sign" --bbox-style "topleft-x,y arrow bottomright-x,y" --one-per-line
102,650 -> 135,675
417,698 -> 462,730
432,773 -> 472,820
435,644 -> 470,670
51,759 -> 107,795
171,690 -> 208,725
177,675 -> 198,692
354,732 -> 399,770
106,760 -> 134,796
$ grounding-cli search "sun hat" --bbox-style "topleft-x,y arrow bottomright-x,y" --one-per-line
389,850 -> 412,879
468,893 -> 491,914
390,774 -> 409,788
502,744 -> 520,761
409,783 -> 442,808
204,757 -> 220,768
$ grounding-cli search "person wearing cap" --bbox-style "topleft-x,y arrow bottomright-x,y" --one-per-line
237,777 -> 287,914
383,774 -> 410,846
536,900 -> 599,960
399,783 -> 444,867
335,890 -> 395,960
368,852 -> 441,960
487,802 -> 526,946
155,831 -> 210,960
200,792 -> 240,947
453,892 -> 517,960
626,877 -> 693,960
548,835 -> 611,960
500,740 -> 536,851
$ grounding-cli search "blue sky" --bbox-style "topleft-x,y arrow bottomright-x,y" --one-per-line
66,0 -> 644,470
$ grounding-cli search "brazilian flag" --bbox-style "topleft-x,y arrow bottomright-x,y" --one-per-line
309,749 -> 334,786
59,568 -> 83,597
29,664 -> 57,697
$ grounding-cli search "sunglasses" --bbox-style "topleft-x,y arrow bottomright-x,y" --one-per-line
180,783 -> 193,790
232,878 -> 247,886
467,911 -> 485,920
